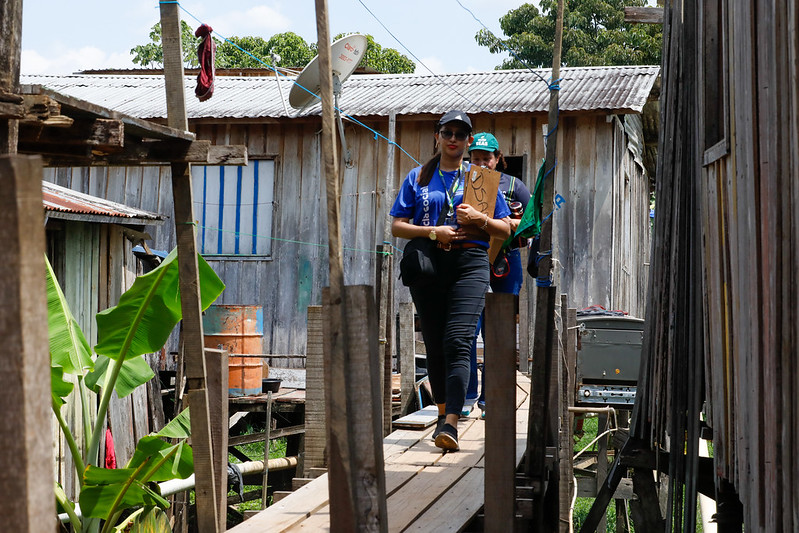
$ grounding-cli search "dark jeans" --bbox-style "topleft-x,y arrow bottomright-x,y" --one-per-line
410,247 -> 489,416
468,248 -> 524,407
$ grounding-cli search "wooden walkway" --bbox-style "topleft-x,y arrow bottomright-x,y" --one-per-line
229,373 -> 530,532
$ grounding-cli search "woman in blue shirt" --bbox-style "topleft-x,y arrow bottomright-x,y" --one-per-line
390,111 -> 511,451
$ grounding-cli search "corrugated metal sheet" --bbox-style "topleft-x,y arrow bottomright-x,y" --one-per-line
43,181 -> 164,223
21,65 -> 659,121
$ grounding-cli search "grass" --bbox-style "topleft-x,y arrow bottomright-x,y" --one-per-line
227,425 -> 288,512
571,415 -> 708,532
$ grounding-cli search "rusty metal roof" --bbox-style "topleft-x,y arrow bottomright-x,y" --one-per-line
43,181 -> 164,225
21,65 -> 659,121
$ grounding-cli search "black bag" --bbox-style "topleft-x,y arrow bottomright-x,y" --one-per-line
399,237 -> 438,288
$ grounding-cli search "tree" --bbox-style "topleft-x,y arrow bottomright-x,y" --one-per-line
131,23 -> 415,74
131,21 -> 199,68
333,33 -> 415,74
215,32 -> 316,69
475,0 -> 662,69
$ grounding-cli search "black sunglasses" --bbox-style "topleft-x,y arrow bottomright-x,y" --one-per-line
439,129 -> 470,141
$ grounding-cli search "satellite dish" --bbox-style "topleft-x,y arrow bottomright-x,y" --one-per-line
288,34 -> 367,109
288,34 -> 367,166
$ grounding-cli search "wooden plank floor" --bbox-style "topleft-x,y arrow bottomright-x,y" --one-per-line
229,373 -> 530,533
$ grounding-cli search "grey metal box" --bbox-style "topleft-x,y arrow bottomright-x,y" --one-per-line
576,315 -> 644,407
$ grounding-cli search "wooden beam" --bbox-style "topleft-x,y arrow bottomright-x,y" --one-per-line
484,293 -> 518,532
0,101 -> 24,119
0,155 -> 55,530
160,1 -> 219,531
21,85 -> 195,142
19,118 -> 124,149
624,6 -> 664,24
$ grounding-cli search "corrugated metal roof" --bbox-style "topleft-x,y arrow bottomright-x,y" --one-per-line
43,181 -> 164,224
21,66 -> 659,121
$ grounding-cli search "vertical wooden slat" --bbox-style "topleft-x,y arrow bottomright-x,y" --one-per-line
399,302 -> 416,415
484,293 -> 517,533
303,305 -> 326,476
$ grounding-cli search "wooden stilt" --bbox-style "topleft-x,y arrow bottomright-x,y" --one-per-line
484,293 -> 518,532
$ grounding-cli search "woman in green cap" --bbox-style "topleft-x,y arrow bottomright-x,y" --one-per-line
464,132 -> 532,418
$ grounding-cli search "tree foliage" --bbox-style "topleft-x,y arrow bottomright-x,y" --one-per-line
333,33 -> 415,74
475,0 -> 662,69
131,21 -> 199,68
131,23 -> 415,74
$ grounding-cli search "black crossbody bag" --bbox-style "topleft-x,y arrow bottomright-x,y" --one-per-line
399,166 -> 463,288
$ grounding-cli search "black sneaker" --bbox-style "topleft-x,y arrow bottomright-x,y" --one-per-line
434,423 -> 459,452
431,415 -> 446,440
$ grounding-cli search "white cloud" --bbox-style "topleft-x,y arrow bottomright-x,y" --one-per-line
212,5 -> 292,37
21,46 -> 136,75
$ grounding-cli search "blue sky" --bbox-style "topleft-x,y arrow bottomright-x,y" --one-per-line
21,0 -> 529,75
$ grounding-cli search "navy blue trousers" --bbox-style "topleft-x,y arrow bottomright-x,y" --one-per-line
410,247 -> 489,416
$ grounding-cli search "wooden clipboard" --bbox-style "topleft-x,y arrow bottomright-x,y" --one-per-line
463,166 -> 504,264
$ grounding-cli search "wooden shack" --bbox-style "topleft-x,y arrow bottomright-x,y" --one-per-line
44,181 -> 166,498
627,0 -> 799,531
23,65 -> 659,361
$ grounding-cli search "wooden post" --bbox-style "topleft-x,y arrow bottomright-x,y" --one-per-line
557,295 -> 571,532
262,390 -> 273,508
597,412 -> 609,533
399,302 -> 416,415
204,348 -> 229,525
0,3 -> 55,529
0,0 -> 21,153
484,293 -> 518,533
322,287 -> 388,532
315,5 -> 387,530
303,306 -> 326,476
527,0 -> 564,530
378,111 -> 397,436
375,245 -> 393,436
159,3 -> 219,531
0,155 -> 55,531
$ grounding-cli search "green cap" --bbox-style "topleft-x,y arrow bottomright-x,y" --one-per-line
469,132 -> 499,153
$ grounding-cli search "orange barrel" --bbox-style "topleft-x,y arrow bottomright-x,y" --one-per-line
203,305 -> 264,396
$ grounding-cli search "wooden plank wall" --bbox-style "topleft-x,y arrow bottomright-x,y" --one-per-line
554,114 -> 651,317
50,221 -> 148,499
639,0 -> 799,531
42,111 -> 651,361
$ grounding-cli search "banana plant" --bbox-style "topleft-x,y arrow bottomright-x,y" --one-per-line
48,247 -> 225,532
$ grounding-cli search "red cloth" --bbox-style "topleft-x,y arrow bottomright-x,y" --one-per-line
195,24 -> 215,102
104,428 -> 117,469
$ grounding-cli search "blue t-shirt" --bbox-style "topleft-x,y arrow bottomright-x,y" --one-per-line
390,164 -> 511,247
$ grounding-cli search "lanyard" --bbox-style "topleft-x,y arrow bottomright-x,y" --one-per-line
438,164 -> 465,218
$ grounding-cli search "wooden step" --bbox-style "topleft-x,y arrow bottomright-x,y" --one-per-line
272,490 -> 292,503
292,477 -> 315,490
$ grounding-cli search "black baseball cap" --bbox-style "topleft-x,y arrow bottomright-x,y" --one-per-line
438,110 -> 472,131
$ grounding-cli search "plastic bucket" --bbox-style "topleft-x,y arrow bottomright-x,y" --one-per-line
203,305 -> 264,396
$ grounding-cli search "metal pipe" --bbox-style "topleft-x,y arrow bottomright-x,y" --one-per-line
59,456 -> 299,523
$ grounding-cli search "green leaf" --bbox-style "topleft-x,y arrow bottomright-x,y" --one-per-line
85,355 -> 155,398
80,479 -> 149,519
51,366 -> 74,409
128,506 -> 172,533
127,436 -> 194,481
94,249 -> 225,361
155,407 -> 191,439
46,254 -> 93,376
